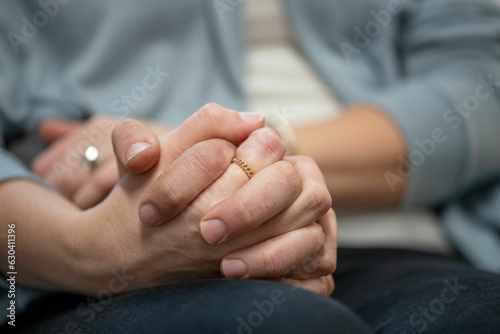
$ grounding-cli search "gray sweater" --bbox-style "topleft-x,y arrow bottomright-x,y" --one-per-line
1,0 -> 500,324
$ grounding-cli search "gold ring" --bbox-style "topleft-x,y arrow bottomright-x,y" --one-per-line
231,157 -> 255,179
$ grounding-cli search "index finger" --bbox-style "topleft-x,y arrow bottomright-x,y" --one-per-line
202,156 -> 332,244
159,103 -> 265,162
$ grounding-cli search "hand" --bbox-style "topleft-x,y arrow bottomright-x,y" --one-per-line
31,115 -> 170,209
67,105 -> 276,292
1,104 -> 268,295
110,107 -> 337,295
76,145 -> 334,297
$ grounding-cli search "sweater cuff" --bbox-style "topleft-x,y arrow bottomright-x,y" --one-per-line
369,80 -> 468,208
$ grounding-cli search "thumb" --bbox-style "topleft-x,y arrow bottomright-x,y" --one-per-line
39,119 -> 82,143
112,119 -> 160,177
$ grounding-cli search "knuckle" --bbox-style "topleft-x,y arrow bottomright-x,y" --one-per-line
306,223 -> 326,251
299,255 -> 319,276
187,140 -> 235,179
253,128 -> 286,159
296,225 -> 325,276
204,139 -> 236,166
298,253 -> 335,278
161,179 -> 187,210
318,253 -> 337,276
274,161 -> 301,192
303,184 -> 332,217
197,103 -> 225,127
260,245 -> 284,278
307,244 -> 337,276
232,199 -> 257,228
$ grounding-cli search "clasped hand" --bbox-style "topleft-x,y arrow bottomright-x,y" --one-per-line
33,104 -> 337,296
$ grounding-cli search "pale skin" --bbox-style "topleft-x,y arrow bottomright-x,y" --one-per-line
17,102 -> 407,297
1,104 -> 336,296
32,115 -> 171,209
294,104 -> 408,212
33,104 -> 408,214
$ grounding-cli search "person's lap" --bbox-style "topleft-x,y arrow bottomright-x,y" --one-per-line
9,279 -> 370,334
5,249 -> 500,334
333,248 -> 500,334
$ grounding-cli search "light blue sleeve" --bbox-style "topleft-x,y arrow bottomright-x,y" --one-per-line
366,0 -> 500,272
0,125 -> 47,188
286,0 -> 500,208
286,0 -> 500,271
442,182 -> 500,273
0,150 -> 39,184
370,0 -> 500,208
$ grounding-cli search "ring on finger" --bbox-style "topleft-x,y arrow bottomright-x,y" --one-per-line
82,145 -> 102,171
231,157 -> 255,179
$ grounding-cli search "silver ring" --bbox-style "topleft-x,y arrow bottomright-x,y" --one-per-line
82,145 -> 101,171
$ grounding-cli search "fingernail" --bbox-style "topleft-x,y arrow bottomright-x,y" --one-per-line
239,112 -> 264,123
125,142 -> 152,164
200,219 -> 226,244
139,203 -> 161,226
222,259 -> 248,279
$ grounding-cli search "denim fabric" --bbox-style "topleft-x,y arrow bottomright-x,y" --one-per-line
333,249 -> 500,333
6,279 -> 370,334
3,248 -> 499,334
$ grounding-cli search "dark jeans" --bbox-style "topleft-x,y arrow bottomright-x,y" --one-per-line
333,249 -> 500,333
5,248 -> 500,334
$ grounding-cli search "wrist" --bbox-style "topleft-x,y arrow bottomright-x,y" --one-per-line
0,179 -> 86,292
70,183 -> 143,295
70,202 -> 125,295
